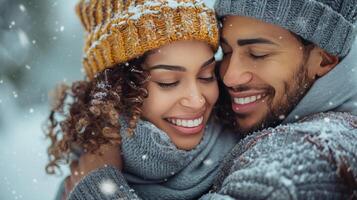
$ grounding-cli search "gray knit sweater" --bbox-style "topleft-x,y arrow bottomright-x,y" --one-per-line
203,112 -> 357,199
67,112 -> 357,200
66,118 -> 239,200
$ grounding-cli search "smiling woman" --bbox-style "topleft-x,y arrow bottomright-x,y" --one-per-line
44,1 -> 239,200
142,41 -> 218,150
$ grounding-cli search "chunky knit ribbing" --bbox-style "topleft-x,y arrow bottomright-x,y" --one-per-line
214,0 -> 357,57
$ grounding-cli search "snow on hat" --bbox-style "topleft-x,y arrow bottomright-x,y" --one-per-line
76,0 -> 219,79
214,0 -> 357,57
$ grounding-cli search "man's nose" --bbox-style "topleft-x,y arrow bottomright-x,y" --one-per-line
222,53 -> 253,88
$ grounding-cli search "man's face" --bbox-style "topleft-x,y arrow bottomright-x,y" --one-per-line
220,16 -> 316,134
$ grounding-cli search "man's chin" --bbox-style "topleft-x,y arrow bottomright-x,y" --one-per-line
235,114 -> 281,135
235,119 -> 264,135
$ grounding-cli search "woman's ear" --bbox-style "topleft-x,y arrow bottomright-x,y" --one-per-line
307,47 -> 339,79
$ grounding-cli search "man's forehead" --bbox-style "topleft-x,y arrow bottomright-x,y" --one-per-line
221,15 -> 293,43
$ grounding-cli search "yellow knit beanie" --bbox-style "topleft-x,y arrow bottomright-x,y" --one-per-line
75,0 -> 219,79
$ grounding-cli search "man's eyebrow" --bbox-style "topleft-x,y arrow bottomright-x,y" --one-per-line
149,57 -> 215,72
237,38 -> 279,46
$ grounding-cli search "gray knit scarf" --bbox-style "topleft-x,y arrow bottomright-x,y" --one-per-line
119,117 -> 238,200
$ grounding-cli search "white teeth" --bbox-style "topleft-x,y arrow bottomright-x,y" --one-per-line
168,116 -> 203,128
234,94 -> 264,105
182,120 -> 188,127
194,119 -> 199,126
188,120 -> 193,127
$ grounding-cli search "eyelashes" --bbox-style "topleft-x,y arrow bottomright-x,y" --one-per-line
249,53 -> 269,59
157,81 -> 179,88
156,76 -> 216,89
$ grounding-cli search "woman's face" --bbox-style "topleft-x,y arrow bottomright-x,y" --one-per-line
141,40 -> 218,150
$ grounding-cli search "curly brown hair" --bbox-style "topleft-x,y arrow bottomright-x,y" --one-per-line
44,56 -> 150,175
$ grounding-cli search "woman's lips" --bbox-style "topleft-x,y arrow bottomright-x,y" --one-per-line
165,116 -> 204,135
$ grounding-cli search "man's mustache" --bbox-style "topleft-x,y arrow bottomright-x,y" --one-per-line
227,84 -> 274,93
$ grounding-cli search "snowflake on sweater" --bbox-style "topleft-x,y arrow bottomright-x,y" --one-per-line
99,179 -> 118,196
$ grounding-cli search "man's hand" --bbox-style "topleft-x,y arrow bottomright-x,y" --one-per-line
62,144 -> 123,199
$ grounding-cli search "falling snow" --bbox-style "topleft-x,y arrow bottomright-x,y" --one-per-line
142,154 -> 148,160
9,21 -> 16,29
99,179 -> 118,196
13,91 -> 18,98
0,0 -> 355,199
203,159 -> 213,166
19,4 -> 26,12
279,115 -> 286,120
18,29 -> 30,47
324,117 -> 330,123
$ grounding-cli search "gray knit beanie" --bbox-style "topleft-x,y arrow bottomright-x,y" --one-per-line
214,0 -> 357,57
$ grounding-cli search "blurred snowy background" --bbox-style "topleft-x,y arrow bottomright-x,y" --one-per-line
0,0 -> 216,199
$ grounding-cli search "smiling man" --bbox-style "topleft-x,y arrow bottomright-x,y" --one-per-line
205,0 -> 357,199
219,18 -> 317,133
217,9 -> 357,134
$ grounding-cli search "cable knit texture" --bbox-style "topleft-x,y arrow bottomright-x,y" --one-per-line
119,117 -> 238,200
67,118 -> 238,200
67,112 -> 357,200
214,0 -> 357,57
205,112 -> 357,200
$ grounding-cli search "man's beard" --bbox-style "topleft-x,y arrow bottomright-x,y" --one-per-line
235,63 -> 314,135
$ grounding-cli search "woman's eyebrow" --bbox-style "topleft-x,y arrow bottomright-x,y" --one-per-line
201,57 -> 215,69
149,65 -> 186,72
149,57 -> 215,71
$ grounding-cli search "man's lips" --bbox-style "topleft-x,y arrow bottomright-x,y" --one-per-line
230,92 -> 268,114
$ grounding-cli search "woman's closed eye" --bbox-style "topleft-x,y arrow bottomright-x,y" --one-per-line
156,81 -> 179,88
199,75 -> 216,82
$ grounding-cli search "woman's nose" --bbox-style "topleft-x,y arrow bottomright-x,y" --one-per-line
180,86 -> 206,109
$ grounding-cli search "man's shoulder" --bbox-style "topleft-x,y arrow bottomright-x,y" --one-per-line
291,111 -> 356,132
212,112 -> 356,192
224,112 -> 356,165
299,111 -> 356,123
